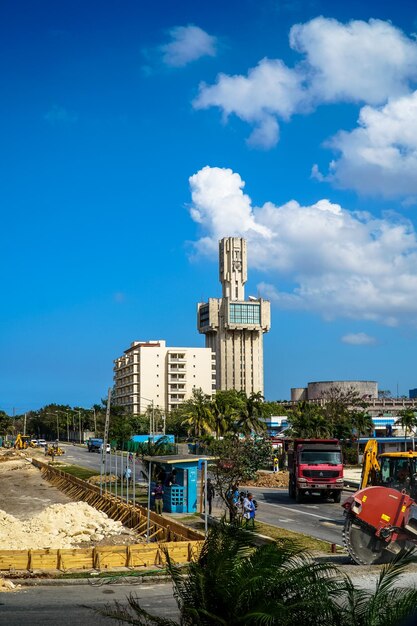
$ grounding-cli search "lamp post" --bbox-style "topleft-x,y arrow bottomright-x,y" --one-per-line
54,410 -> 70,442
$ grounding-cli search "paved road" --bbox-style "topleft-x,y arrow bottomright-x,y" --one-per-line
245,486 -> 348,545
56,444 -> 347,546
0,581 -> 178,625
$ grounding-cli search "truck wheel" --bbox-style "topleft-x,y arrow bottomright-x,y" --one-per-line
333,491 -> 342,503
295,487 -> 303,503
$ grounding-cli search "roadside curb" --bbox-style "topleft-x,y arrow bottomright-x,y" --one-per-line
7,573 -> 172,587
344,481 -> 360,491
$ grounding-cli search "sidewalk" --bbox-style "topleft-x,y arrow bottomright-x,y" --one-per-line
344,467 -> 361,490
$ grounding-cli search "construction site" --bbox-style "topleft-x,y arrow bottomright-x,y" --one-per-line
0,446 -> 203,580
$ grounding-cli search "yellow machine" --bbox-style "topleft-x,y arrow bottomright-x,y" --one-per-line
46,445 -> 64,456
360,438 -> 417,498
13,434 -> 31,450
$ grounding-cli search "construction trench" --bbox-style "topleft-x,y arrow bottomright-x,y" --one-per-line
0,449 -> 203,576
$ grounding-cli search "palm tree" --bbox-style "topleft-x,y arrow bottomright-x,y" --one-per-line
99,522 -> 344,625
397,409 -> 417,449
210,397 -> 236,439
288,402 -> 331,438
236,391 -> 267,436
181,388 -> 214,439
99,525 -> 417,626
350,410 -> 374,463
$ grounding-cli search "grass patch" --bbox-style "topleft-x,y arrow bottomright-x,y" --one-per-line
55,465 -> 99,480
173,514 -> 338,553
255,521 -> 339,553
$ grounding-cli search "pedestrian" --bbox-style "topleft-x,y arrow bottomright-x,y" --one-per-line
152,480 -> 164,515
273,456 -> 279,473
124,467 -> 132,483
204,477 -> 215,515
243,492 -> 256,529
166,468 -> 177,486
226,484 -> 240,522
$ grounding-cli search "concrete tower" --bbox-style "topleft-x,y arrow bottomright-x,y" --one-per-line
197,237 -> 270,395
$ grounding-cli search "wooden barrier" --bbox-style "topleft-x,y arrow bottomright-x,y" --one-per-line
0,541 -> 203,573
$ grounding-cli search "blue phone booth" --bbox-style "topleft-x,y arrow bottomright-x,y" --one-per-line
144,455 -> 211,514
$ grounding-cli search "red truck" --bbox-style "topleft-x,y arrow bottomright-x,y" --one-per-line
287,439 -> 344,503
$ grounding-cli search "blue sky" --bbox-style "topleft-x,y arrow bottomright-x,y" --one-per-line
2,0 -> 417,412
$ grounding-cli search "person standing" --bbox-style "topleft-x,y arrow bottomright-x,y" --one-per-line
204,478 -> 215,515
243,492 -> 256,529
153,480 -> 164,515
273,456 -> 279,473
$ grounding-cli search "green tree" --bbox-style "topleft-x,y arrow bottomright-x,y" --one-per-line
350,410 -> 374,463
236,391 -> 267,436
208,436 -> 272,521
322,386 -> 367,440
397,409 -> 417,448
180,388 -> 214,438
287,402 -> 331,438
99,526 -> 417,626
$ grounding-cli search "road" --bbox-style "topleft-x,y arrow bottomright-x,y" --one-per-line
55,444 -> 347,546
247,486 -> 348,545
0,581 -> 178,625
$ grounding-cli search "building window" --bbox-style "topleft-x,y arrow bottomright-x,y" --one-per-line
229,303 -> 260,325
199,304 -> 210,327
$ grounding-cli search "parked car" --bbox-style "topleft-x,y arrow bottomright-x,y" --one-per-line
37,439 -> 47,447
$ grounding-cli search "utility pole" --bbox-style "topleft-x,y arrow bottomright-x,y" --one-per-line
78,410 -> 82,444
23,413 -> 27,436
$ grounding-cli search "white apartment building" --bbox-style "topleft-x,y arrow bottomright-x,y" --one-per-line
113,340 -> 216,414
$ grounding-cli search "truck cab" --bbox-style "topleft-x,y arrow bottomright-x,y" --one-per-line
87,438 -> 103,453
287,439 -> 344,503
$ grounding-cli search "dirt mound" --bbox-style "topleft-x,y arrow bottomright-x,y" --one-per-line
244,470 -> 289,488
87,474 -> 118,485
0,501 -> 138,550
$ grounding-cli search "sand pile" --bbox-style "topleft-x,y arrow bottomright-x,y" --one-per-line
244,470 -> 289,488
87,474 -> 118,485
0,501 -> 136,550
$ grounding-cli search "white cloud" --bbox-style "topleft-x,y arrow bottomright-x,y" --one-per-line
193,17 -> 417,151
194,59 -> 306,148
161,25 -> 217,67
316,91 -> 417,197
189,166 -> 417,326
341,333 -> 377,346
290,17 -> 417,105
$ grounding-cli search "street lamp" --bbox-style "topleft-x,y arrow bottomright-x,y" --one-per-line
139,397 -> 155,439
54,410 -> 70,442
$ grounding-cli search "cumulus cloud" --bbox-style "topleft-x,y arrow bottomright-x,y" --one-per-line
314,91 -> 417,197
290,17 -> 417,105
194,59 -> 306,148
341,333 -> 377,346
161,25 -> 217,67
189,166 -> 417,326
193,17 -> 417,151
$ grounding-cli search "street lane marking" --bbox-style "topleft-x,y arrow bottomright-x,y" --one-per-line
258,500 -> 339,523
